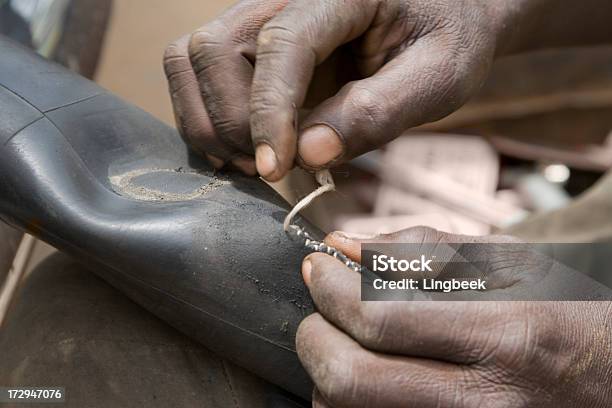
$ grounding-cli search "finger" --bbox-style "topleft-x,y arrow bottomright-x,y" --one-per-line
324,226 -> 516,264
296,313 -> 471,408
250,0 -> 382,181
298,38 -> 489,169
303,252 -> 502,364
189,1 -> 287,155
324,226 -> 471,264
163,35 -> 237,166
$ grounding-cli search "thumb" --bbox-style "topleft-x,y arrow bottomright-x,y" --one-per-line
324,225 -> 509,264
324,226 -> 451,264
297,39 -> 484,170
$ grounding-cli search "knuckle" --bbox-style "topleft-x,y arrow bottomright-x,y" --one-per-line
163,39 -> 190,77
189,30 -> 216,58
349,86 -> 386,120
190,22 -> 230,49
344,84 -> 388,135
258,22 -> 300,49
250,87 -> 288,119
163,40 -> 184,62
188,24 -> 232,68
215,119 -> 243,140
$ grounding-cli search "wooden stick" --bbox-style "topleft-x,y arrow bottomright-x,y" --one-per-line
0,234 -> 36,327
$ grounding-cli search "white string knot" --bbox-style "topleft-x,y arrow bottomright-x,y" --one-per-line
283,169 -> 335,231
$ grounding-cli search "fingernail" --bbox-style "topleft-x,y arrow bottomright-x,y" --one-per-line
205,153 -> 225,169
298,125 -> 343,167
232,156 -> 257,176
302,259 -> 312,287
255,144 -> 278,179
332,231 -> 376,241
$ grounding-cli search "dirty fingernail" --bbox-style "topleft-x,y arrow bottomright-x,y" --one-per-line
302,259 -> 312,287
298,125 -> 343,167
256,144 -> 278,179
205,153 -> 225,169
232,156 -> 257,176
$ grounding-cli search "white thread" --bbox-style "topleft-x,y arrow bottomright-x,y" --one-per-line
283,169 -> 335,231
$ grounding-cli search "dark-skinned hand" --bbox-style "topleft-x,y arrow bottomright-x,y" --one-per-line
164,0 -> 612,180
296,227 -> 612,407
163,0 -> 517,179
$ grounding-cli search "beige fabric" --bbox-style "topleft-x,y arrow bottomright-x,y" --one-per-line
96,0 -> 235,124
504,171 -> 612,243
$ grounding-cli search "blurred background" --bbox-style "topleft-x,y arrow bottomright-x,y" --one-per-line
4,3 -> 612,404
3,0 -> 612,277
0,0 -> 238,273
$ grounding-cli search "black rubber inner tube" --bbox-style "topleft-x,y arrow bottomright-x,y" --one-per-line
0,37 -> 319,400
